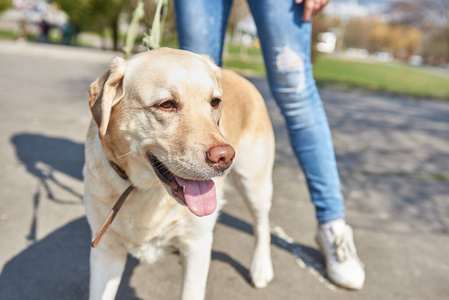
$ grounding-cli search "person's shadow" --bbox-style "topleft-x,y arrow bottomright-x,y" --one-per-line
1,133 -> 325,299
10,134 -> 84,243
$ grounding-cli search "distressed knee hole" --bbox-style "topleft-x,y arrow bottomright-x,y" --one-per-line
275,45 -> 306,92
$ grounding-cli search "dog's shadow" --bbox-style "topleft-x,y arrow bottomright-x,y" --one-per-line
1,133 -> 325,299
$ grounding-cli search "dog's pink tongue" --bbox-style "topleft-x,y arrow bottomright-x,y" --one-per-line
175,177 -> 217,217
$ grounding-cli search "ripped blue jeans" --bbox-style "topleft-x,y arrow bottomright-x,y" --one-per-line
174,0 -> 344,224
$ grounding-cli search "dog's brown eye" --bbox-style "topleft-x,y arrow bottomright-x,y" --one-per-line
159,100 -> 176,110
211,98 -> 221,109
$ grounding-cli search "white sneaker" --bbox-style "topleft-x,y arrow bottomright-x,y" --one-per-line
316,220 -> 365,290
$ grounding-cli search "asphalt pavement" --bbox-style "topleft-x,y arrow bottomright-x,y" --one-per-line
0,40 -> 448,300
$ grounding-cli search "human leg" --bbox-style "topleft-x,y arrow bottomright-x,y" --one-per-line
247,0 -> 343,224
173,0 -> 233,66
247,0 -> 364,289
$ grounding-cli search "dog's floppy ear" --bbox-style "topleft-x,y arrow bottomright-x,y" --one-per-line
88,57 -> 126,139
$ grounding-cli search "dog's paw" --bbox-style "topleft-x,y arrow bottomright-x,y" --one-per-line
249,259 -> 274,288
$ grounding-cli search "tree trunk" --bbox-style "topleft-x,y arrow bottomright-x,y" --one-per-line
111,16 -> 119,51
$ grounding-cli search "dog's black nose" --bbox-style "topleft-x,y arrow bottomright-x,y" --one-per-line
206,144 -> 235,171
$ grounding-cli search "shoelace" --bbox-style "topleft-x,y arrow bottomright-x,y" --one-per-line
333,230 -> 364,267
334,233 -> 352,262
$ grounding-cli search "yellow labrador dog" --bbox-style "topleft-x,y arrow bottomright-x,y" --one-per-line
84,48 -> 275,300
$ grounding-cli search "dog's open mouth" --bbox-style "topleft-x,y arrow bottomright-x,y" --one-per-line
149,154 -> 217,217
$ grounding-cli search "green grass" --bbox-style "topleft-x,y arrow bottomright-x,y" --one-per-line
0,28 -> 16,40
313,57 -> 449,100
224,58 -> 266,75
0,28 -> 58,43
226,43 -> 263,56
222,44 -> 449,100
223,43 -> 265,75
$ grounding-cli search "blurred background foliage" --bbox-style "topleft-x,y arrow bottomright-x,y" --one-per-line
1,0 -> 448,99
0,0 -> 11,14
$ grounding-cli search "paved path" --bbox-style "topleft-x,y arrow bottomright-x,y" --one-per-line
0,40 -> 448,300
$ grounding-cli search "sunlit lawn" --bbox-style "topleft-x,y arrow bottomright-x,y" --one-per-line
313,57 -> 449,100
223,44 -> 449,100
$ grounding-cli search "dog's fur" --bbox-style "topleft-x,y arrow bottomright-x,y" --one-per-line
84,48 -> 275,300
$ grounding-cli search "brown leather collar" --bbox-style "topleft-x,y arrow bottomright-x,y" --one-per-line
90,161 -> 133,248
109,160 -> 128,180
91,184 -> 135,248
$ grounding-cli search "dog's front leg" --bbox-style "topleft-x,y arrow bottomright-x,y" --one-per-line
89,244 -> 127,300
180,233 -> 213,300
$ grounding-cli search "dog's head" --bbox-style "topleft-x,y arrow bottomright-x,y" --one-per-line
88,48 -> 235,217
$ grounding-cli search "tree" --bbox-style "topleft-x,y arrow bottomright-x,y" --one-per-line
90,0 -> 128,51
387,25 -> 408,57
404,27 -> 421,55
389,0 -> 449,28
52,0 -> 128,50
0,0 -> 11,14
51,0 -> 92,29
369,19 -> 390,52
343,18 -> 371,50
389,0 -> 449,61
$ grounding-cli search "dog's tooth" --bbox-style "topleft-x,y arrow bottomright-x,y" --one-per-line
182,186 -> 186,193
